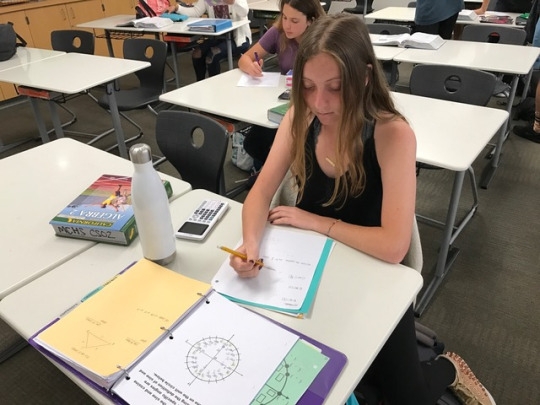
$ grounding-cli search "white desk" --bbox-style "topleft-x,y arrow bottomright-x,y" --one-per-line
0,47 -> 65,73
0,188 -> 422,404
365,7 -> 523,28
162,68 -> 509,313
0,138 -> 191,299
0,53 -> 150,159
393,40 -> 540,188
78,15 -> 250,88
392,92 -> 508,314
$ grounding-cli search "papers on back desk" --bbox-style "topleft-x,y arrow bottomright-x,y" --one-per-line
237,72 -> 281,87
212,226 -> 334,316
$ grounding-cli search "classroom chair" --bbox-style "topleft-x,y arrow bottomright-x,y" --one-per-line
155,110 -> 247,198
409,64 -> 497,248
343,0 -> 374,15
49,29 -> 117,143
97,38 -> 168,153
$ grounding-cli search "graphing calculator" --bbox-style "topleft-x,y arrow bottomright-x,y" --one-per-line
175,200 -> 229,241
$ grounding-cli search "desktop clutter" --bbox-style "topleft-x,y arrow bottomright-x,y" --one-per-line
42,143 -> 345,405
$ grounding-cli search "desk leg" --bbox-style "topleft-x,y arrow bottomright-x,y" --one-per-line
415,171 -> 466,316
28,97 -> 50,143
47,100 -> 65,139
170,41 -> 180,89
226,32 -> 233,71
480,75 -> 518,189
105,82 -> 128,159
105,30 -> 114,57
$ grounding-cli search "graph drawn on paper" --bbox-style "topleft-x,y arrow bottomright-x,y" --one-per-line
251,340 -> 329,405
185,335 -> 243,385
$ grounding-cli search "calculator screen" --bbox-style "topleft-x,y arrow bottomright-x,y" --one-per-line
178,222 -> 209,236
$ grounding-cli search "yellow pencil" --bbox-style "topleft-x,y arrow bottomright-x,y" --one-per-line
218,245 -> 273,269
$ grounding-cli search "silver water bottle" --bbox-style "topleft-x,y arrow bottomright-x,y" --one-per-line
129,143 -> 176,265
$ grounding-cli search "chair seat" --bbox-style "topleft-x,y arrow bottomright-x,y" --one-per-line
343,5 -> 373,14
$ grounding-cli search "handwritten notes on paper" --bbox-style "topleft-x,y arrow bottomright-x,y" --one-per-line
211,226 -> 333,315
111,292 -> 299,405
34,259 -> 211,386
237,72 -> 281,87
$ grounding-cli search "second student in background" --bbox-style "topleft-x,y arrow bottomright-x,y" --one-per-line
238,0 -> 326,171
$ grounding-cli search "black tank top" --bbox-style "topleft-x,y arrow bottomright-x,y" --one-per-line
296,118 -> 382,227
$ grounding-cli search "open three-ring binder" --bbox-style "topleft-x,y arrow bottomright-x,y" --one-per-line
29,259 -> 346,405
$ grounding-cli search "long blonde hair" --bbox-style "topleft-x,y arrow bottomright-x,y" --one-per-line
290,14 -> 404,207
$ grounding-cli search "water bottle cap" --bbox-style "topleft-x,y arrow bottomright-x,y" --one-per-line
129,143 -> 152,164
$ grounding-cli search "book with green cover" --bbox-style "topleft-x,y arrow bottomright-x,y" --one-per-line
267,102 -> 290,124
49,174 -> 173,246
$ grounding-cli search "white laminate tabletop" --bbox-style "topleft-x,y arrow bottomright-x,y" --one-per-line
393,39 -> 540,75
372,44 -> 408,60
393,92 -> 508,171
0,53 -> 149,94
78,14 -> 249,37
0,138 -> 191,299
248,0 -> 279,12
0,47 -> 65,73
0,188 -> 422,405
160,68 -> 284,128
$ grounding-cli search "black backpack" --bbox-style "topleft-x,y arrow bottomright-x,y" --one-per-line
0,22 -> 27,62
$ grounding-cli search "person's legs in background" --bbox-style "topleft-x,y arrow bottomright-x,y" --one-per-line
205,39 -> 250,78
513,16 -> 540,143
413,13 -> 459,39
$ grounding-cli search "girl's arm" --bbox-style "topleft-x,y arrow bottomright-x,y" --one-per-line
238,42 -> 267,76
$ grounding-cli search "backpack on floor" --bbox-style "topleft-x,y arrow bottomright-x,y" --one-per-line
354,322 -> 461,405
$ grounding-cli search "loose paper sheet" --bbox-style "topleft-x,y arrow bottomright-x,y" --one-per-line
237,72 -> 281,87
212,227 -> 331,312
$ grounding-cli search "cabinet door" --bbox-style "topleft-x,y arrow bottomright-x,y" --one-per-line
101,0 -> 136,16
0,11 -> 34,101
66,0 -> 109,56
25,5 -> 72,49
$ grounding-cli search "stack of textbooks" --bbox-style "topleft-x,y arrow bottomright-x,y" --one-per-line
49,174 -> 172,246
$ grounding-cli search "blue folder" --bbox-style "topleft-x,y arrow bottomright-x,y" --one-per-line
187,18 -> 233,32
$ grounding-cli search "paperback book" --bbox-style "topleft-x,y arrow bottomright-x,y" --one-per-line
49,174 -> 173,246
267,102 -> 290,124
371,32 -> 444,50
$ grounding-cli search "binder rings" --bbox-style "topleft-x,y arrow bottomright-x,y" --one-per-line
187,18 -> 233,33
29,259 -> 347,405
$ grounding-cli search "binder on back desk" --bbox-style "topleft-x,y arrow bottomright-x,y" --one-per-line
187,18 -> 233,32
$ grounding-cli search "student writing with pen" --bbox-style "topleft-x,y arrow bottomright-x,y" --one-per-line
228,14 -> 496,405
238,0 -> 326,174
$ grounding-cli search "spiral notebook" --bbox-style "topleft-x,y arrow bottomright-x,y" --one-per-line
29,259 -> 347,405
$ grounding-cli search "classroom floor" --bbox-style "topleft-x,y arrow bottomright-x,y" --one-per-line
1,45 -> 539,404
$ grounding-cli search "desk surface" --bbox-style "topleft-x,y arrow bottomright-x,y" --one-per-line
393,39 -> 540,75
0,53 -> 149,94
393,92 -> 508,171
160,68 -> 285,128
78,14 -> 249,37
0,138 -> 191,299
0,47 -> 65,73
366,7 -> 523,28
249,0 -> 279,12
0,188 -> 423,405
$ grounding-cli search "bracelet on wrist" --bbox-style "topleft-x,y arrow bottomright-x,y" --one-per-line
326,219 -> 341,237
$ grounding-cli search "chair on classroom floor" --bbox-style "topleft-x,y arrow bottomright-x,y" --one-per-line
343,0 -> 373,15
155,110 -> 247,198
97,38 -> 168,153
409,64 -> 497,240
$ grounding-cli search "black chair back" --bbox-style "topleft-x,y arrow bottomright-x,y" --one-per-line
156,110 -> 229,195
367,23 -> 411,35
461,25 -> 527,45
123,38 -> 168,96
51,30 -> 95,54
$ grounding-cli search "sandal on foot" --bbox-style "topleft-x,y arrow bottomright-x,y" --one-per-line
439,352 -> 495,405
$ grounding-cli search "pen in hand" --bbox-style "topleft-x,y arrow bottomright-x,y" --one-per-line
218,245 -> 273,270
254,51 -> 260,66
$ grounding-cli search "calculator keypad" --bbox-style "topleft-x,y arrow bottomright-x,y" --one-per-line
188,201 -> 226,224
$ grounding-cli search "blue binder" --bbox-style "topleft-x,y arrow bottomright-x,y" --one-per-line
187,18 -> 233,32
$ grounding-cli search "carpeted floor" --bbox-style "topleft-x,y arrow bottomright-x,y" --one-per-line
0,51 -> 539,404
